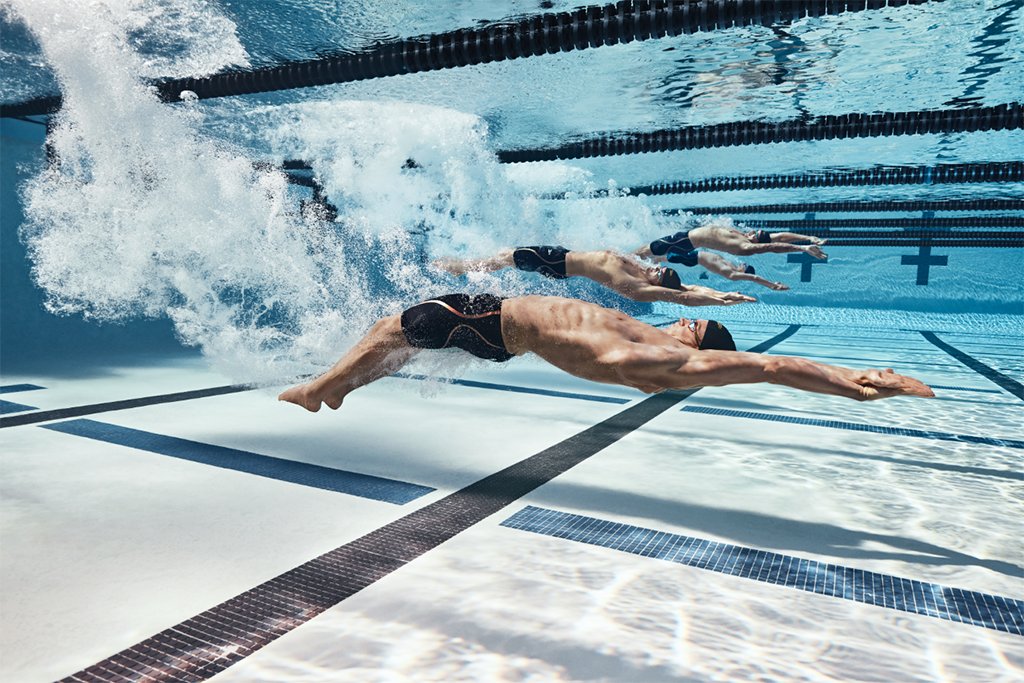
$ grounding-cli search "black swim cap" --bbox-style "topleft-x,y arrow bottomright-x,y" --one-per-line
659,267 -> 682,290
699,320 -> 736,351
745,264 -> 755,275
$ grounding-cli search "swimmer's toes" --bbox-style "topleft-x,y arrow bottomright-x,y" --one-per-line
279,386 -> 322,412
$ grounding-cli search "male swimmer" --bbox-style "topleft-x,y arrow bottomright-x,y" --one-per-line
432,247 -> 756,307
279,294 -> 933,412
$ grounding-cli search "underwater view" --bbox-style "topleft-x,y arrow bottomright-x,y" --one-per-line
1,1 -> 1021,681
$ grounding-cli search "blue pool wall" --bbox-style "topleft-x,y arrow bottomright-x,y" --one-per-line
1,120 -> 193,374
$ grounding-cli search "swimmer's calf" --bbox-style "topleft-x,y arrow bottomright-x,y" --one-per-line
279,313 -> 418,413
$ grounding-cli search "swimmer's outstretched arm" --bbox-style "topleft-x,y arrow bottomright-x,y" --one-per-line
670,351 -> 935,401
630,244 -> 656,259
432,249 -> 515,277
768,231 -> 827,245
736,241 -> 827,259
279,315 -> 419,412
628,282 -> 757,306
697,253 -> 790,291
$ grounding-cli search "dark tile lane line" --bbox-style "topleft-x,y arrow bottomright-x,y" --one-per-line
41,419 -> 435,504
0,399 -> 38,415
920,332 -> 1024,400
0,383 -> 46,393
501,506 -> 1022,636
56,328 -> 801,682
0,383 -> 260,428
680,406 -> 1024,450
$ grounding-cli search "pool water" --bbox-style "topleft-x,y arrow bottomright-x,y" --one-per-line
1,1 -> 1021,681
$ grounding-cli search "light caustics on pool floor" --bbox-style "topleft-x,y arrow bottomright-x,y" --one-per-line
1,322 -> 1020,682
1,2 -> 1022,683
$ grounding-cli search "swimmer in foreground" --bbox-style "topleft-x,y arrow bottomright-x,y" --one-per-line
278,294 -> 933,412
432,246 -> 756,307
633,225 -> 827,262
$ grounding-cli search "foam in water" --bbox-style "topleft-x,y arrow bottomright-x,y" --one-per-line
10,0 -> 670,385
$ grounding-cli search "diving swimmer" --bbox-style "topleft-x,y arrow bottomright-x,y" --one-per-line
278,294 -> 934,412
432,247 -> 756,307
633,225 -> 827,262
644,249 -> 790,291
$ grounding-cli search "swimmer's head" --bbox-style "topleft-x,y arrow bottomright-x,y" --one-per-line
658,267 -> 682,290
642,265 -> 680,290
699,320 -> 736,351
666,318 -> 732,351
744,264 -> 755,275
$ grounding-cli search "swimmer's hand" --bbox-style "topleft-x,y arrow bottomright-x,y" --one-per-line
719,291 -> 757,305
674,285 -> 756,307
850,368 -> 935,400
430,257 -> 467,277
768,281 -> 790,291
807,245 -> 827,259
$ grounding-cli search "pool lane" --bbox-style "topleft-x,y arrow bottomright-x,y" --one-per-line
0,383 -> 44,414
53,329 -> 800,682
919,331 -> 1024,400
679,406 -> 1024,450
41,419 -> 435,504
501,505 -> 1022,635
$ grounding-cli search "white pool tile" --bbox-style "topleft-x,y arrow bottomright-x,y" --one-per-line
1,323 -> 1021,683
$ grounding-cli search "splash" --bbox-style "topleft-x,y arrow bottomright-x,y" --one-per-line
11,0 -> 669,384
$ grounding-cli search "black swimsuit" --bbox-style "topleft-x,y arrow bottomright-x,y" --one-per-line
666,249 -> 699,267
512,246 -> 570,279
401,294 -> 514,362
650,231 -> 694,257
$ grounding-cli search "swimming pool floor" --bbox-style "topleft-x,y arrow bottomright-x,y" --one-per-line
1,321 -> 1021,682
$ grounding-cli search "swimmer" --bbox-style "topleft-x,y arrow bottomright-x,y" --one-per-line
633,225 -> 827,262
432,247 -> 756,307
645,249 -> 790,291
278,294 -> 934,412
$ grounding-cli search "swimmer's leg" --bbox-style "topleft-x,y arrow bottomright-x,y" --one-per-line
279,314 -> 419,412
431,249 -> 515,277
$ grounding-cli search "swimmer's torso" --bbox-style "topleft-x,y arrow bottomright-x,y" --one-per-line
501,295 -> 692,386
566,250 -> 660,294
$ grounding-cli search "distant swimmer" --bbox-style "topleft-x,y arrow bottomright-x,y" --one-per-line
432,247 -> 757,307
644,248 -> 790,291
632,225 -> 827,262
279,294 -> 934,412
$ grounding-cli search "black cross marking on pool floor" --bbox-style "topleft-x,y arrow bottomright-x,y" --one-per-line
902,244 -> 948,285
787,252 -> 828,282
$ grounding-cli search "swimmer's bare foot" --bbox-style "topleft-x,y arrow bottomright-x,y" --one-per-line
278,383 -> 324,412
430,257 -> 467,277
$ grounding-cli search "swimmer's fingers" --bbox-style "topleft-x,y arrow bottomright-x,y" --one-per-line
855,369 -> 935,399
722,292 -> 757,305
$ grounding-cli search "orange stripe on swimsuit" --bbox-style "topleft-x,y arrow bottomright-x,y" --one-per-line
400,294 -> 514,362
